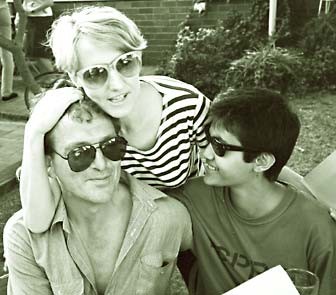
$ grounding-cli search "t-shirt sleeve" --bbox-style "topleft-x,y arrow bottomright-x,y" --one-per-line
168,177 -> 209,215
308,220 -> 336,295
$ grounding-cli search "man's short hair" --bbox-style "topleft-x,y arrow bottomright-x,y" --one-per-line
28,80 -> 114,155
46,97 -> 111,152
210,88 -> 300,181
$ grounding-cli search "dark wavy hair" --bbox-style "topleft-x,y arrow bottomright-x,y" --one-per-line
210,88 -> 300,181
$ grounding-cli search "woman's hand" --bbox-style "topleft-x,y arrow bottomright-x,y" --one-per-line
26,87 -> 83,137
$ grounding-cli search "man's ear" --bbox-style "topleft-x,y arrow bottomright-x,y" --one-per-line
46,155 -> 57,178
254,152 -> 275,173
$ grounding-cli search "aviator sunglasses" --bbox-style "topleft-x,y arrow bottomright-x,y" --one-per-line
205,126 -> 262,157
52,136 -> 127,172
76,51 -> 142,89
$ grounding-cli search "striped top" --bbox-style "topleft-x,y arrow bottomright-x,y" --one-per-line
121,75 -> 211,189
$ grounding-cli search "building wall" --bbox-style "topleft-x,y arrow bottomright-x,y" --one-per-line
50,0 -> 320,65
52,0 -> 253,65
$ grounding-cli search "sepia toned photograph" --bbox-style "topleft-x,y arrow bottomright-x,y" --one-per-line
0,0 -> 335,294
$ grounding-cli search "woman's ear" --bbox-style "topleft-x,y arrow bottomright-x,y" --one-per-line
254,152 -> 275,173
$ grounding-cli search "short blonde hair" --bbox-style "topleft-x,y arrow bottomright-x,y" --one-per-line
47,6 -> 147,73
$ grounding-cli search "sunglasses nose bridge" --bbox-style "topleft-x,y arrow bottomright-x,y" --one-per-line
105,68 -> 125,91
107,60 -> 117,72
90,146 -> 108,170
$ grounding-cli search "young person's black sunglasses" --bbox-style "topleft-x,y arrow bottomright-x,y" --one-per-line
205,126 -> 262,157
52,136 -> 127,172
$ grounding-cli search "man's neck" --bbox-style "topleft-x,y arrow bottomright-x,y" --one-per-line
229,178 -> 286,219
65,183 -> 132,235
64,183 -> 132,294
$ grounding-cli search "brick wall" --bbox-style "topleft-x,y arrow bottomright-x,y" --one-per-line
52,0 -> 254,66
52,0 -> 193,65
50,0 -> 319,66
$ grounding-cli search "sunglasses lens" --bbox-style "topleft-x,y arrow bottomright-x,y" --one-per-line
101,137 -> 127,161
116,53 -> 141,78
205,126 -> 226,157
68,146 -> 96,172
82,67 -> 108,89
80,52 -> 141,89
211,140 -> 226,157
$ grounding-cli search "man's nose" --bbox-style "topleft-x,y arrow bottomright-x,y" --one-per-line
91,148 -> 108,171
202,143 -> 215,160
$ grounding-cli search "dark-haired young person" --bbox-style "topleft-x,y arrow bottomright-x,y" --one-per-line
171,88 -> 336,295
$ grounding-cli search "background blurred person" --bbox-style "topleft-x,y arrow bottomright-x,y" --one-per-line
22,0 -> 54,73
0,0 -> 17,101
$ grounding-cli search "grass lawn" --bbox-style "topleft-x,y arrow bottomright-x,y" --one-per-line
287,93 -> 336,175
0,92 -> 335,292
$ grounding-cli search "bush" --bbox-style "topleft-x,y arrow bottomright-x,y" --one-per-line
301,48 -> 336,91
297,12 -> 336,91
157,0 -> 291,99
299,12 -> 336,56
157,22 -> 254,99
224,45 -> 303,95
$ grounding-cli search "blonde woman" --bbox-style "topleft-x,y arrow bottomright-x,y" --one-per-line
20,6 -> 210,233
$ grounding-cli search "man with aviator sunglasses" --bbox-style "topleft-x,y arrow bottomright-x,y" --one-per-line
4,87 -> 192,294
170,88 -> 336,294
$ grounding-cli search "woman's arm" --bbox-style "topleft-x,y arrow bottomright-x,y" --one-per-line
20,87 -> 82,233
20,123 -> 59,233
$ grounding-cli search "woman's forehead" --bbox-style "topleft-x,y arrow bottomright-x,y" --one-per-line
75,37 -> 124,68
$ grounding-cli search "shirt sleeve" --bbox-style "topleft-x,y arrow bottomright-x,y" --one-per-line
4,216 -> 53,295
167,187 -> 195,251
180,203 -> 193,251
309,226 -> 336,295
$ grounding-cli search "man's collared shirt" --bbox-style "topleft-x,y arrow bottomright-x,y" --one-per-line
4,173 -> 192,294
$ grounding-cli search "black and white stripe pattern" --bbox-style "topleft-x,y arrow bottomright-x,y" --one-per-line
121,76 -> 210,189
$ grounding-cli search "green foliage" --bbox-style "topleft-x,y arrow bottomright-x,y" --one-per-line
224,45 -> 303,95
299,12 -> 336,55
301,48 -> 336,91
248,0 -> 291,46
157,0 -> 336,96
157,22 -> 255,99
297,12 -> 336,91
157,0 -> 292,99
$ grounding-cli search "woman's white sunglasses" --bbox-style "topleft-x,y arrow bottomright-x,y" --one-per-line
76,51 -> 142,89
